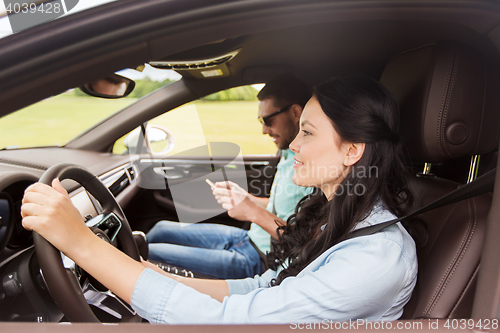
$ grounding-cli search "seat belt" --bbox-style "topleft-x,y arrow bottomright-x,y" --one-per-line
346,168 -> 497,240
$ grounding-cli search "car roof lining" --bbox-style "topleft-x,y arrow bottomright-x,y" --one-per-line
179,19 -> 493,84
67,6 -> 500,151
0,0 -> 498,152
1,0 -> 500,116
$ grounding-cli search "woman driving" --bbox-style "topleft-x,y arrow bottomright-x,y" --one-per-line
21,76 -> 417,324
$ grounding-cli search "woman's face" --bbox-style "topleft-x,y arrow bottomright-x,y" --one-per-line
289,96 -> 364,199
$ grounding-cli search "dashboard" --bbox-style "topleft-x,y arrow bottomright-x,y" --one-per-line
0,147 -> 138,321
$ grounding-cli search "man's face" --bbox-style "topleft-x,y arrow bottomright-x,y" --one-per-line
258,98 -> 300,150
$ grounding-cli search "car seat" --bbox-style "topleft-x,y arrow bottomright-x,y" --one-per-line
380,41 -> 500,318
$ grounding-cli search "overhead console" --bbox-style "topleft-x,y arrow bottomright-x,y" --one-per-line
148,37 -> 248,79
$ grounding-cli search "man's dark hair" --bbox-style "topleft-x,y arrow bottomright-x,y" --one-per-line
257,74 -> 311,108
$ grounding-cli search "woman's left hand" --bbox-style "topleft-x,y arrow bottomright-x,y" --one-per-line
21,178 -> 94,256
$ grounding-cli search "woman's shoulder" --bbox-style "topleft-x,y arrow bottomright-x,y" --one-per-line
328,222 -> 415,259
353,201 -> 396,230
352,201 -> 415,248
319,203 -> 417,272
295,202 -> 417,283
312,224 -> 417,284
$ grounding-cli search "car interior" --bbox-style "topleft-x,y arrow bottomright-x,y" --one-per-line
380,40 -> 499,319
0,0 -> 500,328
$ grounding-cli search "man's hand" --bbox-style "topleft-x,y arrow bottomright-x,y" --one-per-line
212,181 -> 259,222
212,181 -> 285,239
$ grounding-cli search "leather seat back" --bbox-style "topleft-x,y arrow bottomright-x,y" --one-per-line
380,41 -> 500,318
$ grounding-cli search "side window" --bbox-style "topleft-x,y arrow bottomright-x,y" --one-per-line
113,85 -> 277,156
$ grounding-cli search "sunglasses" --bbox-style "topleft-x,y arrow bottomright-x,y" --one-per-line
257,104 -> 293,126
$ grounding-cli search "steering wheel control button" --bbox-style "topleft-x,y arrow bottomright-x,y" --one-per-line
103,215 -> 119,228
85,213 -> 122,241
90,227 -> 112,245
3,272 -> 22,297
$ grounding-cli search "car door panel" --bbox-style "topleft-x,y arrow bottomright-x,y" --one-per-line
126,154 -> 279,231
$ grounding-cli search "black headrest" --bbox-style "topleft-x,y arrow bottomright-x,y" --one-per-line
380,41 -> 500,163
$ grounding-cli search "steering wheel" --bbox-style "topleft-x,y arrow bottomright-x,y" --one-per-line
33,163 -> 141,322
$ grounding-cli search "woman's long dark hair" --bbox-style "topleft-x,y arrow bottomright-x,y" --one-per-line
266,76 -> 413,286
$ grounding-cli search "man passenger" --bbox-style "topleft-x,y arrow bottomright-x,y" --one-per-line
146,74 -> 314,279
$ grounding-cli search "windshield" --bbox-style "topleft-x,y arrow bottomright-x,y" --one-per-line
0,0 -> 117,40
0,65 -> 181,150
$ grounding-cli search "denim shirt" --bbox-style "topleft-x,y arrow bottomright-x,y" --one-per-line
131,204 -> 417,324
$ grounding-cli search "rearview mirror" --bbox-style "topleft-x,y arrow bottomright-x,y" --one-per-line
80,74 -> 135,99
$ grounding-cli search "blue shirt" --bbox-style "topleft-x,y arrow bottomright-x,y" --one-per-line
131,203 -> 418,324
247,149 -> 313,254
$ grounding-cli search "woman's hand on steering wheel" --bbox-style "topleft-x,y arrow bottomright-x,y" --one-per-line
21,178 -> 95,257
18,163 -> 143,322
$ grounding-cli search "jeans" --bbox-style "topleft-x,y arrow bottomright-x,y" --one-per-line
147,221 -> 264,279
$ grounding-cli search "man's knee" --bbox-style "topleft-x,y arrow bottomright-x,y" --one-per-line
147,220 -> 179,242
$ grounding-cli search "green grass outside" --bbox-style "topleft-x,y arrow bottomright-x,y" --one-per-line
0,95 -> 135,149
1,95 -> 277,156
